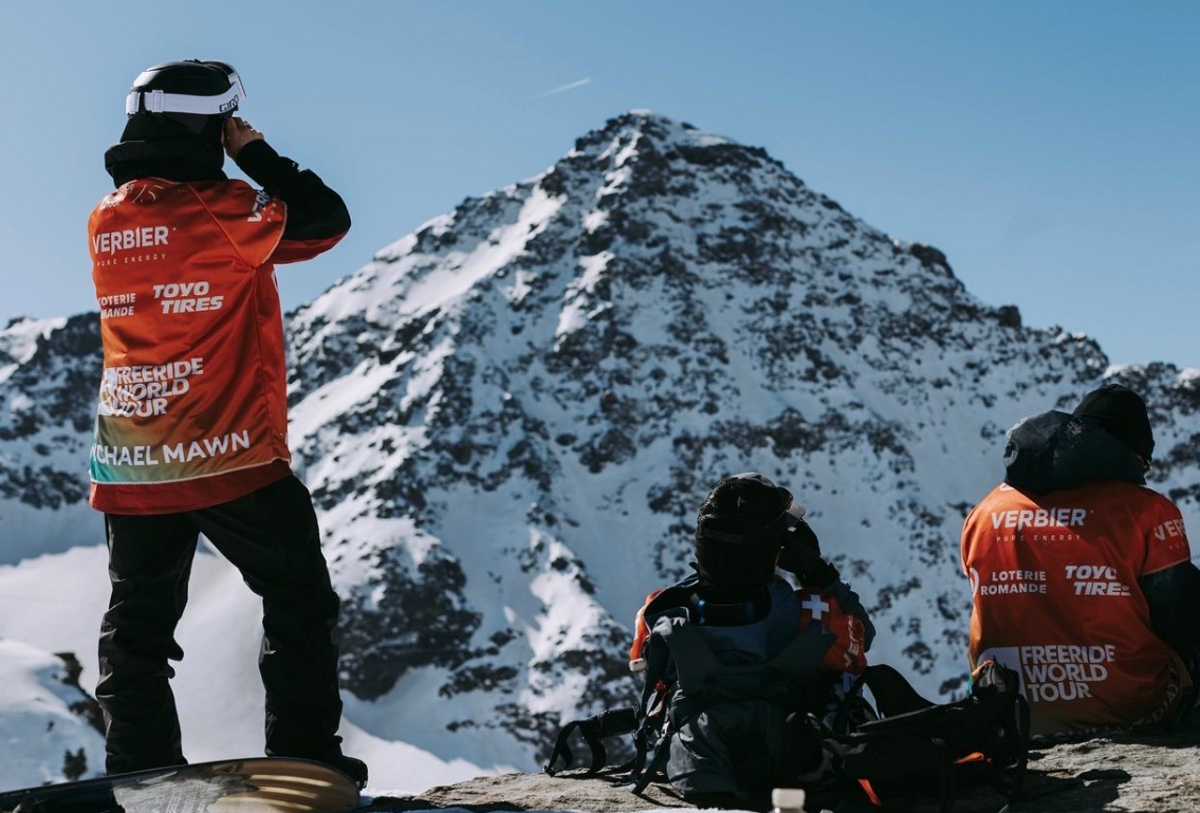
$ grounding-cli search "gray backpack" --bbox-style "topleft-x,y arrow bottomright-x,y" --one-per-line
547,576 -> 838,800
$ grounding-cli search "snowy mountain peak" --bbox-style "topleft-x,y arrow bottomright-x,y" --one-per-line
574,109 -> 735,152
278,111 -> 1198,760
294,107 -> 994,382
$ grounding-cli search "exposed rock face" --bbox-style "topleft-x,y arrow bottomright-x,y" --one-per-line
1,111 -> 1198,772
366,730 -> 1200,812
281,110 -> 1200,760
0,315 -> 99,564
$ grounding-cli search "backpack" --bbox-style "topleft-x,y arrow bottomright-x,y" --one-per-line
545,580 -> 1029,812
547,576 -> 842,803
817,661 -> 1030,812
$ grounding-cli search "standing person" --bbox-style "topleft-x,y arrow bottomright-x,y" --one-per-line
961,384 -> 1200,736
88,60 -> 366,786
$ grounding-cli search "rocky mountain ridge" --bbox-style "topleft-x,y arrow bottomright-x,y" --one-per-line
0,111 -> 1197,784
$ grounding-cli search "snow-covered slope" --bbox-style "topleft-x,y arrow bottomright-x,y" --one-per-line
0,639 -> 105,787
1,111 -> 1197,791
0,545 -> 483,793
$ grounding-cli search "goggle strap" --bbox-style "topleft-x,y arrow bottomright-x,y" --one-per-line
125,74 -> 245,116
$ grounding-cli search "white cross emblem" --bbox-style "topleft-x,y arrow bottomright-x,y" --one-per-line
802,593 -> 830,621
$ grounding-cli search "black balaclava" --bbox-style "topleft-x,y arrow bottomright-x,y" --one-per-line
105,113 -> 227,187
693,473 -> 792,593
1073,384 -> 1155,462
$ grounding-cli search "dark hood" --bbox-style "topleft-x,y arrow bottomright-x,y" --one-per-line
104,114 -> 226,187
1003,410 -> 1146,494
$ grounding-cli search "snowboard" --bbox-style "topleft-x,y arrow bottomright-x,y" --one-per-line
0,757 -> 361,813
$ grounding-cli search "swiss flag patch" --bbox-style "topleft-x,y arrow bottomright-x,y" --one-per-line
799,589 -> 868,674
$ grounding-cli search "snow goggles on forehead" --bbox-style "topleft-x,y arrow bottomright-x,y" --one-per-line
729,472 -> 806,531
125,62 -> 247,117
775,492 -> 807,530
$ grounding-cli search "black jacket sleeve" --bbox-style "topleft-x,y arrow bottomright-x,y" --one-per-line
234,140 -> 351,240
1140,560 -> 1200,658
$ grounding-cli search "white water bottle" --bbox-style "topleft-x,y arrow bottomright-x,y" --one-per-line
771,787 -> 807,813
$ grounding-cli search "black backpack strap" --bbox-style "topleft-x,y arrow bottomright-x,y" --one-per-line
624,618 -> 679,788
930,738 -> 956,813
631,618 -> 675,762
544,719 -> 596,775
544,708 -> 639,776
653,614 -> 724,694
637,617 -> 673,711
983,690 -> 1032,799
834,665 -> 935,735
631,718 -> 677,794
971,659 -> 1021,696
967,659 -> 1031,798
547,600 -> 684,779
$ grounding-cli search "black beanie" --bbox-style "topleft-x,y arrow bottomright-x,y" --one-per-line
693,474 -> 789,591
1073,384 -> 1154,461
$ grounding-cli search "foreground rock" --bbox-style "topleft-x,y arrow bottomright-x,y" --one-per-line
367,729 -> 1200,812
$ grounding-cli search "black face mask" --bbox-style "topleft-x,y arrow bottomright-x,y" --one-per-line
692,535 -> 781,593
104,114 -> 227,187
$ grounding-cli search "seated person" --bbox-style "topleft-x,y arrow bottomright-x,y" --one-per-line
961,384 -> 1200,736
629,472 -> 875,804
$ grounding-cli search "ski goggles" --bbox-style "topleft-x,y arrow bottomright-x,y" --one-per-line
126,62 -> 247,117
728,472 -> 806,532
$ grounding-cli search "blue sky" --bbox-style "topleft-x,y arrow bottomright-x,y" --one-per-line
1,1 -> 1196,365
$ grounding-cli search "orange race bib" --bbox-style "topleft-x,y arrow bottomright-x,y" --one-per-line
88,178 -> 289,494
962,481 -> 1192,734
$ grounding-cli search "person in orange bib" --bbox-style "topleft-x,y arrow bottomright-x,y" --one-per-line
961,384 -> 1200,736
88,60 -> 366,785
628,473 -> 875,802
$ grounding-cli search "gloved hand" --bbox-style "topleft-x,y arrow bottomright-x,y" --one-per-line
778,521 -> 876,650
778,520 -> 838,586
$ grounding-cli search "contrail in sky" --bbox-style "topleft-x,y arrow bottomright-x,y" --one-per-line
536,78 -> 592,98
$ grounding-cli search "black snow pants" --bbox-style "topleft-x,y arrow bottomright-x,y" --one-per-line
96,474 -> 344,774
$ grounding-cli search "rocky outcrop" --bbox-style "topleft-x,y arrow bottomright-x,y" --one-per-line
281,110 -> 1200,764
0,315 -> 100,564
366,729 -> 1200,812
